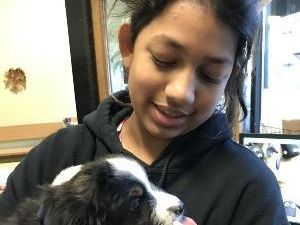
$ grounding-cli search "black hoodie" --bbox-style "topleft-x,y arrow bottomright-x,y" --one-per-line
0,91 -> 289,224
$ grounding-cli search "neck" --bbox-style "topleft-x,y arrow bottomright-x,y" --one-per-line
121,113 -> 170,164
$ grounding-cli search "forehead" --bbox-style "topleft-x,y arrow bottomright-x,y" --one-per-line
135,0 -> 238,62
106,157 -> 151,189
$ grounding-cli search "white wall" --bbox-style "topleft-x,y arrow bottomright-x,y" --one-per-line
0,0 -> 77,126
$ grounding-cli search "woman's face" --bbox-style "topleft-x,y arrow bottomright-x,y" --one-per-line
122,1 -> 238,140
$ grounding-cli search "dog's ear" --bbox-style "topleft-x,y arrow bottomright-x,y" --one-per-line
44,160 -> 110,224
83,161 -> 112,223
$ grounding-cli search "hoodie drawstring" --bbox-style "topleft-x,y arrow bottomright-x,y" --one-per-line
157,148 -> 178,188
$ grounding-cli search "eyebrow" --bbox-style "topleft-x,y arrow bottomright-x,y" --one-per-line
150,34 -> 234,64
151,34 -> 185,51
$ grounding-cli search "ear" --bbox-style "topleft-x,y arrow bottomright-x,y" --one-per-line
90,164 -> 110,223
89,162 -> 110,206
118,23 -> 133,75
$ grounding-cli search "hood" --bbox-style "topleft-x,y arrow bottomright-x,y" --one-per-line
83,91 -> 133,154
83,90 -> 232,187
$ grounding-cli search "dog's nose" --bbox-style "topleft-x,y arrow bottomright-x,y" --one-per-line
167,202 -> 184,215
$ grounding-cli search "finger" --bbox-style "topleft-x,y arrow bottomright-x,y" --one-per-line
182,217 -> 198,225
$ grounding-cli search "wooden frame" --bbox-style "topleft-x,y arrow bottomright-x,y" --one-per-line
0,122 -> 64,160
91,0 -> 110,101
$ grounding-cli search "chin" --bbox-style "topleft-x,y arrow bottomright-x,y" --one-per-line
1,155 -> 184,225
148,122 -> 189,140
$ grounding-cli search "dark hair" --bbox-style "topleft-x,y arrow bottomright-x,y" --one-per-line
119,0 -> 259,128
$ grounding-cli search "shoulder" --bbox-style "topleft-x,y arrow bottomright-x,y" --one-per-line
52,124 -> 95,147
42,124 -> 96,162
20,124 -> 97,182
218,139 -> 284,210
220,139 -> 266,168
219,140 -> 288,224
218,139 -> 278,186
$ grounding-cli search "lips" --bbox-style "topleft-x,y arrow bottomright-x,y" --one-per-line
156,105 -> 187,118
152,103 -> 191,128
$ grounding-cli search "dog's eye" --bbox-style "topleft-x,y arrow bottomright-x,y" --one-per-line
129,185 -> 143,197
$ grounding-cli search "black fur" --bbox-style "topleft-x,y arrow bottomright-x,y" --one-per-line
1,157 -> 170,225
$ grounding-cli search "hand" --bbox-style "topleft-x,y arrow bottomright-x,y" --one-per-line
182,217 -> 197,225
174,217 -> 198,225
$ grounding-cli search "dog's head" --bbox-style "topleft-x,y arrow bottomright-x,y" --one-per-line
38,156 -> 184,225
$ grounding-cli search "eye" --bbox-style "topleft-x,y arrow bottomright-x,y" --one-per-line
129,185 -> 144,212
129,185 -> 143,197
152,55 -> 176,68
201,74 -> 220,84
197,70 -> 222,85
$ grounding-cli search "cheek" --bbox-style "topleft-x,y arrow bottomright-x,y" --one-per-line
127,69 -> 153,110
128,71 -> 151,100
128,58 -> 162,95
195,84 -> 226,110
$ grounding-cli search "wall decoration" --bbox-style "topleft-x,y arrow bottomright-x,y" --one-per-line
3,68 -> 26,94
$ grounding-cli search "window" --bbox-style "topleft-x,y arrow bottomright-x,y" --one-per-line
260,0 -> 300,133
104,0 -> 127,93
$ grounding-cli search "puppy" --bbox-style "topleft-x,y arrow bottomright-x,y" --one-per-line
1,155 -> 184,225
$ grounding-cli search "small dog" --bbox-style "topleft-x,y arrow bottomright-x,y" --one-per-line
1,155 -> 184,225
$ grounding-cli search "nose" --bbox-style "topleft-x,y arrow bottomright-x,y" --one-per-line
167,202 -> 184,216
165,69 -> 196,106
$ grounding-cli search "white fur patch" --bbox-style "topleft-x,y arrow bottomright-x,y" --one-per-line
106,157 -> 152,190
152,188 -> 183,222
51,165 -> 82,186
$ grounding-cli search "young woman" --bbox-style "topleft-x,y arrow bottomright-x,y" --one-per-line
0,0 -> 289,224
